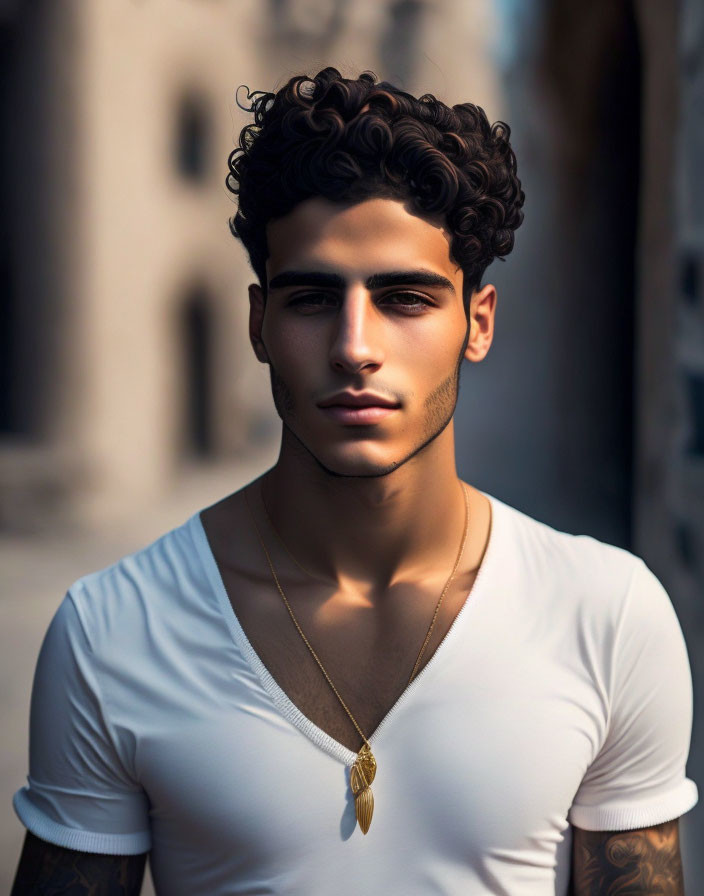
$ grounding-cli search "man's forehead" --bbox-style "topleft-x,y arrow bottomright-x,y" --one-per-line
265,196 -> 460,283
267,195 -> 448,241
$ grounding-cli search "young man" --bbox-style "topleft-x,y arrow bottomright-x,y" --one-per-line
12,68 -> 697,894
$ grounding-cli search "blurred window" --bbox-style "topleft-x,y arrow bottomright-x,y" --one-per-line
684,372 -> 704,458
182,286 -> 214,457
175,94 -> 211,182
680,253 -> 699,306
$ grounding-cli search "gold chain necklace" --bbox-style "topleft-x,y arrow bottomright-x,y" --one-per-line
244,480 -> 470,835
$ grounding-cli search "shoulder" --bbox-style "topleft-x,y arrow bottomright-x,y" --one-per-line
487,493 -> 687,672
64,513 -> 209,660
491,493 -> 644,613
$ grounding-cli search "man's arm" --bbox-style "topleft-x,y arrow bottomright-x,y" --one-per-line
11,831 -> 147,895
571,819 -> 685,895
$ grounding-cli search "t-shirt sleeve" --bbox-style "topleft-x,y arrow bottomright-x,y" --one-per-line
568,557 -> 698,831
13,591 -> 151,854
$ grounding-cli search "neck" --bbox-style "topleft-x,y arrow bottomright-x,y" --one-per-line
260,421 -> 469,593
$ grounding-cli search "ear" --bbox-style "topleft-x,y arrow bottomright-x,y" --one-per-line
463,283 -> 496,364
249,283 -> 269,364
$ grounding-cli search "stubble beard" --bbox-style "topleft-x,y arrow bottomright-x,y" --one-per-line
267,331 -> 468,479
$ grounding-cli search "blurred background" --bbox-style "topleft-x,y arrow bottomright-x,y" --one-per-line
1,0 -> 702,891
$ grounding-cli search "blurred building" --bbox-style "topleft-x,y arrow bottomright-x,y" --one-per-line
2,0 -> 265,528
0,0 -> 501,529
534,0 -> 704,596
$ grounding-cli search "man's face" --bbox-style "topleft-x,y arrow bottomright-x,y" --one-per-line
249,196 -> 494,477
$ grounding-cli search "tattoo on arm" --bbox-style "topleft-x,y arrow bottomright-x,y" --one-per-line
571,818 -> 685,895
11,831 -> 147,895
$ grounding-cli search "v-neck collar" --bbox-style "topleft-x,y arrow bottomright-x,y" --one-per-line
190,489 -> 502,767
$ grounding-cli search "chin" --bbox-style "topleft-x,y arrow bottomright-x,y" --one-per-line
282,420 -> 418,478
309,443 -> 407,479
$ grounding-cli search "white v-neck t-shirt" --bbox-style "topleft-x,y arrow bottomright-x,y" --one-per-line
14,491 -> 698,895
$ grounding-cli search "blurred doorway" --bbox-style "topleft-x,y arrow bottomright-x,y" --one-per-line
181,285 -> 215,459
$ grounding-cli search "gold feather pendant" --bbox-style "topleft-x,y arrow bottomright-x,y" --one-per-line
350,744 -> 377,834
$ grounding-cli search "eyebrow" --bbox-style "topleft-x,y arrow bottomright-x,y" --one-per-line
267,269 -> 455,294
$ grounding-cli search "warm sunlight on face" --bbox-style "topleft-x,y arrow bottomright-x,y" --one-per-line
250,197 -> 492,477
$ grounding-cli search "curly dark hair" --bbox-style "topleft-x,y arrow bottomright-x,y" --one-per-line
226,67 -> 524,302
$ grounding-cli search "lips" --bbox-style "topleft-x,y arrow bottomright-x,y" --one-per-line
320,405 -> 398,424
317,391 -> 401,425
317,392 -> 400,409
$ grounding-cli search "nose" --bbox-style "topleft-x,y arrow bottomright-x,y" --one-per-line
328,285 -> 384,375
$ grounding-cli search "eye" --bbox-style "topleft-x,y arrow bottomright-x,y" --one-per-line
379,292 -> 434,313
286,292 -> 338,313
